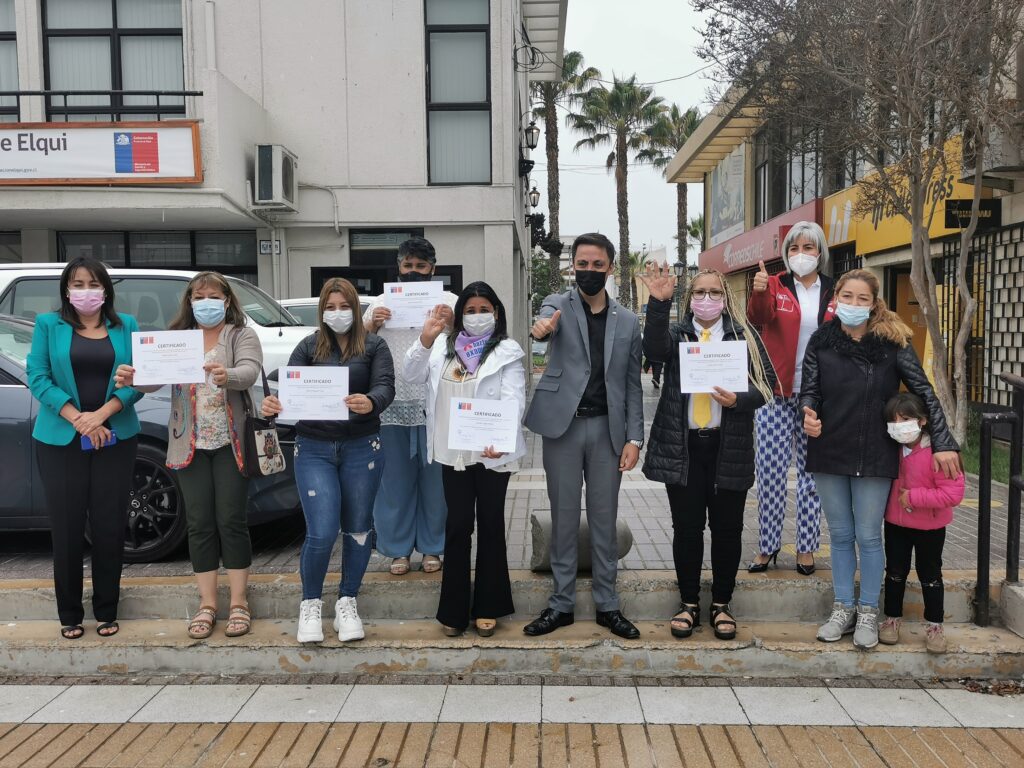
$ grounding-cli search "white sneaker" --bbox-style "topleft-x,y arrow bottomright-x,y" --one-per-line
334,596 -> 365,641
296,599 -> 324,643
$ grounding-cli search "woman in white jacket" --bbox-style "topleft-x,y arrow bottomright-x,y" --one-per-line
404,281 -> 527,637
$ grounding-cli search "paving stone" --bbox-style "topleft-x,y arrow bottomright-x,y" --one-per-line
337,684 -> 445,723
928,689 -> 1024,728
234,685 -> 351,723
733,686 -> 852,726
542,686 -> 643,724
28,685 -> 158,723
638,686 -> 747,725
0,686 -> 65,723
830,687 -> 960,727
132,685 -> 258,723
439,685 -> 541,723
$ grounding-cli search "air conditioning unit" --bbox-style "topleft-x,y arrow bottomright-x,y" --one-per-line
254,144 -> 299,211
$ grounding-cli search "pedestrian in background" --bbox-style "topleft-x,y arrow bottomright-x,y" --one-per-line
27,257 -> 143,640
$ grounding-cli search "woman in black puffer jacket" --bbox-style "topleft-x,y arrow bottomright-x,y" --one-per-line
639,265 -> 776,641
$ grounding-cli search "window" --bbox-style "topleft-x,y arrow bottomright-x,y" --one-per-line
0,232 -> 20,263
42,0 -> 184,121
754,123 -> 821,225
425,0 -> 490,184
0,0 -> 16,122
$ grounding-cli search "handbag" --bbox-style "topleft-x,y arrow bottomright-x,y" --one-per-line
239,366 -> 287,479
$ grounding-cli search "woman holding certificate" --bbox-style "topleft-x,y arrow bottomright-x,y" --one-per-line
115,271 -> 262,639
403,282 -> 526,637
261,278 -> 395,644
27,257 -> 144,640
638,265 -> 776,640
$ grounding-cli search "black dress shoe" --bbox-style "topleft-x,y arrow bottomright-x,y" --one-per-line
523,608 -> 574,636
596,610 -> 640,639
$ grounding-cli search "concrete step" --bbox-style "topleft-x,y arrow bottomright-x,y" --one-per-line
0,569 -> 992,624
1,617 -> 1020,680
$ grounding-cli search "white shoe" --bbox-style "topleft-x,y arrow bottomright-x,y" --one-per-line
296,599 -> 324,643
334,596 -> 365,641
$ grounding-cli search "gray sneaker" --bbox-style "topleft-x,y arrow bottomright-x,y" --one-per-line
817,602 -> 856,642
853,605 -> 879,650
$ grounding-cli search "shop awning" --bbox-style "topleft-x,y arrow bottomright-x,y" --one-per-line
521,1 -> 568,81
666,86 -> 760,184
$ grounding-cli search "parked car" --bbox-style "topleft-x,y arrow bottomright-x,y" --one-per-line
0,314 -> 300,562
279,296 -> 370,327
0,265 -> 312,372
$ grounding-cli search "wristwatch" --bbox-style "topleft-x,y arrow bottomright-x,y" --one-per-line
628,439 -> 644,449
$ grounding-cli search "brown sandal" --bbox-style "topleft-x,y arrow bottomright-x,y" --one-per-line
225,605 -> 252,637
390,557 -> 411,576
187,606 -> 217,639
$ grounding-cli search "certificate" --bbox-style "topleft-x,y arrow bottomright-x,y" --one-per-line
679,340 -> 749,394
277,367 -> 350,421
382,280 -> 444,329
447,398 -> 519,454
131,330 -> 205,386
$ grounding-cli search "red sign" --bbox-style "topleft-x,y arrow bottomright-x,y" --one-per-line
698,199 -> 823,274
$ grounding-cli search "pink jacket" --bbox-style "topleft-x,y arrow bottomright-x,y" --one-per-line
885,439 -> 965,530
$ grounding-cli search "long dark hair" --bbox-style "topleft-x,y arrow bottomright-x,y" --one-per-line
168,271 -> 248,330
59,257 -> 121,329
446,281 -> 508,365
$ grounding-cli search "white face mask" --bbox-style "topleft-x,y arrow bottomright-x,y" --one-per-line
789,253 -> 819,278
323,309 -> 353,334
462,312 -> 495,337
887,420 -> 923,445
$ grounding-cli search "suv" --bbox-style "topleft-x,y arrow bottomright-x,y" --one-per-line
0,265 -> 314,371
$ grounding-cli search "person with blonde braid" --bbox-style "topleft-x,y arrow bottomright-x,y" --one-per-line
638,264 -> 777,640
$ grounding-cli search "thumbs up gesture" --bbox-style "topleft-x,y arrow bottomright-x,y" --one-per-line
752,260 -> 769,293
531,309 -> 561,340
803,406 -> 822,438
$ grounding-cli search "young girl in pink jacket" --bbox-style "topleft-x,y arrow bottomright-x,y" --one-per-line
879,393 -> 966,653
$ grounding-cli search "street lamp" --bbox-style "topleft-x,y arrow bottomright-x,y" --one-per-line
687,263 -> 700,283
524,120 -> 541,150
528,184 -> 540,208
672,260 -> 685,321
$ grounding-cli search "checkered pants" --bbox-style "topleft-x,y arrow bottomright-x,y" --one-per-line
754,395 -> 821,555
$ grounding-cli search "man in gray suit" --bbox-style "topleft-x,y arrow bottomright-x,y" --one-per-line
523,233 -> 644,639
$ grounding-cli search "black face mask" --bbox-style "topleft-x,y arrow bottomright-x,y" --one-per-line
575,269 -> 608,297
398,270 -> 433,283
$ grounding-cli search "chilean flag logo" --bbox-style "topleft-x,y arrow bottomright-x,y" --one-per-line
113,132 -> 160,173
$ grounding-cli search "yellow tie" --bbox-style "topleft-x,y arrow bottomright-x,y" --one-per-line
693,328 -> 713,428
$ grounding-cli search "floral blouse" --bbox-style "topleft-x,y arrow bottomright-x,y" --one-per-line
194,348 -> 231,451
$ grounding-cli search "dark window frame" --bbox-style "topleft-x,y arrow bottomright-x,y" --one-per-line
0,5 -> 16,120
424,0 -> 492,186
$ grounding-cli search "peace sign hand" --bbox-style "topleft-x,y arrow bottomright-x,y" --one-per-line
638,263 -> 677,302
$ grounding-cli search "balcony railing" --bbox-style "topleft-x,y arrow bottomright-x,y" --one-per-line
0,90 -> 203,124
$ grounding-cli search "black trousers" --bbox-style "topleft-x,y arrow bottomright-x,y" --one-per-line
884,521 -> 946,623
437,464 -> 514,630
35,436 -> 138,626
666,431 -> 747,606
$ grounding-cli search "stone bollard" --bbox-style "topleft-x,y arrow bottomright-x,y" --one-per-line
529,510 -> 634,572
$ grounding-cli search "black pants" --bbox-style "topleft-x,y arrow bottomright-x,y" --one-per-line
643,359 -> 664,382
35,436 -> 138,626
437,464 -> 514,630
884,521 -> 946,623
666,431 -> 747,606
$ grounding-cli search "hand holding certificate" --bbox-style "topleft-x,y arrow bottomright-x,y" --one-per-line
447,398 -> 518,454
382,280 -> 444,329
679,340 -> 749,394
131,330 -> 205,386
277,367 -> 350,421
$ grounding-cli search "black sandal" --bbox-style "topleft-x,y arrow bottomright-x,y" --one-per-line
670,604 -> 700,638
710,603 -> 737,640
60,625 -> 84,639
97,621 -> 119,637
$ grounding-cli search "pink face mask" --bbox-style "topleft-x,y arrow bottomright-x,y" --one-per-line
691,295 -> 725,322
68,288 -> 105,315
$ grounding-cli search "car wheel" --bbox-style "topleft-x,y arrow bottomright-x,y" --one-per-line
122,442 -> 187,563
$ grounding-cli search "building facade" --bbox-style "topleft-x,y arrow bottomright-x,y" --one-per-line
0,0 -> 568,342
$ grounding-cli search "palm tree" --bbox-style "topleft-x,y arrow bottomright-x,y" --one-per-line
687,214 -> 705,259
626,248 -> 651,311
637,104 -> 702,270
570,75 -> 666,312
532,51 -> 601,293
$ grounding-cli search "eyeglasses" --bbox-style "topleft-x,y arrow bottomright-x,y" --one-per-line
692,290 -> 725,300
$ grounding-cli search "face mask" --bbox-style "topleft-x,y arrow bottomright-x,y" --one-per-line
887,420 -> 923,444
836,301 -> 871,327
691,295 -> 725,323
323,309 -> 354,333
398,270 -> 432,283
789,253 -> 819,278
192,298 -> 227,327
462,312 -> 495,337
575,269 -> 607,297
68,288 -> 105,315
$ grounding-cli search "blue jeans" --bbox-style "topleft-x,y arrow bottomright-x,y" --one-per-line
814,473 -> 892,609
293,434 -> 384,600
372,425 -> 447,558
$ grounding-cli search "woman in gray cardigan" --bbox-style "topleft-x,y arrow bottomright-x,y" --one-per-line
115,272 -> 262,639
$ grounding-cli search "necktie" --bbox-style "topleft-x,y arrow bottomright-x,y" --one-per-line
693,328 -> 713,428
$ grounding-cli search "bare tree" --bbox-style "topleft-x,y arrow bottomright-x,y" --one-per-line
695,0 -> 1024,442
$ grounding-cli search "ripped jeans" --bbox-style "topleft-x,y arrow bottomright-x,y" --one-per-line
293,434 -> 384,600
883,521 -> 946,623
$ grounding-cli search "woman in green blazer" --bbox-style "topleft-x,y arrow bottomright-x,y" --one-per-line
26,257 -> 144,640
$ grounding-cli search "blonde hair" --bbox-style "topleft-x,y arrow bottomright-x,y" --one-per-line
314,278 -> 366,362
834,269 -> 913,347
684,268 -> 776,403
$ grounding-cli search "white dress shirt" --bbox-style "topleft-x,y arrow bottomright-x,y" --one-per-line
792,277 -> 821,393
687,315 -> 726,429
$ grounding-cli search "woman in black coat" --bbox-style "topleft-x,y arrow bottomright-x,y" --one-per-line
639,265 -> 777,640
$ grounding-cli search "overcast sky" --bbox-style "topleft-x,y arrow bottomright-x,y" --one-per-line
532,1 -> 712,262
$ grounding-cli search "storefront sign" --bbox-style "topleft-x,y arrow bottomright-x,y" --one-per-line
709,144 -> 745,246
699,199 -> 821,274
0,121 -> 202,185
944,198 -> 1002,229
